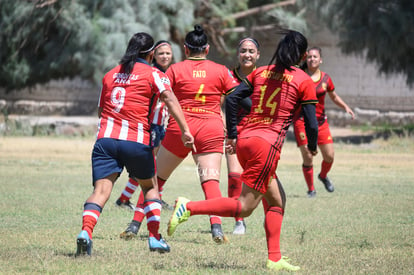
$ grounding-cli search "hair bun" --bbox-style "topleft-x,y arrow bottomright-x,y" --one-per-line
194,24 -> 204,35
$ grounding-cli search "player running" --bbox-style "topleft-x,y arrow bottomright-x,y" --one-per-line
225,37 -> 261,235
75,32 -> 193,256
167,30 -> 318,271
121,25 -> 237,244
294,46 -> 355,197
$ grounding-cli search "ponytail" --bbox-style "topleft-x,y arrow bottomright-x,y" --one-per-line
184,24 -> 208,54
120,32 -> 154,74
268,30 -> 308,71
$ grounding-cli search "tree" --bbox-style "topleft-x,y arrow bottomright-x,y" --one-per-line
0,0 -> 306,90
0,0 -> 194,90
300,0 -> 414,87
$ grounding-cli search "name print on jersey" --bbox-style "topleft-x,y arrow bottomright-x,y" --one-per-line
112,72 -> 139,85
260,70 -> 293,83
193,70 -> 206,78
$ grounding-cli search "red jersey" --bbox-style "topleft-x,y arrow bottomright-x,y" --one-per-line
313,70 -> 335,122
239,65 -> 317,151
97,61 -> 172,145
166,58 -> 237,118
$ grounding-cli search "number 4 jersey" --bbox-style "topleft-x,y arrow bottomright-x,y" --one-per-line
166,57 -> 237,118
97,61 -> 172,145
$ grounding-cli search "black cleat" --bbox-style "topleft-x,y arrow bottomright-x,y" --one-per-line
161,199 -> 174,210
307,190 -> 317,198
211,223 -> 229,244
120,220 -> 141,240
115,198 -> 135,211
318,174 -> 334,192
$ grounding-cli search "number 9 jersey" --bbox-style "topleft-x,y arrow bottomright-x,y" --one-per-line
97,61 -> 172,145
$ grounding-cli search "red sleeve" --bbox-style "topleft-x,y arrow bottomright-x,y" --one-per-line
98,77 -> 107,108
325,73 -> 335,92
221,67 -> 238,95
299,78 -> 318,104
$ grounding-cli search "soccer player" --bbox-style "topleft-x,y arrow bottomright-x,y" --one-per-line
294,46 -> 355,198
75,32 -> 194,256
121,25 -> 238,244
225,37 -> 260,235
167,30 -> 319,272
115,40 -> 175,211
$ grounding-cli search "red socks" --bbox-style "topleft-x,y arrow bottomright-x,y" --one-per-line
144,199 -> 162,239
81,203 -> 102,239
228,173 -> 244,222
119,178 -> 139,202
319,160 -> 333,179
201,180 -> 223,224
228,172 -> 242,198
264,205 -> 284,262
187,197 -> 241,217
302,165 -> 314,192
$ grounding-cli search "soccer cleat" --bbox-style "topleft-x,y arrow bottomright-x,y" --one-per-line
119,220 -> 141,240
318,174 -> 335,192
167,197 -> 191,236
266,257 -> 300,271
307,190 -> 317,198
211,223 -> 229,244
148,235 -> 170,253
233,220 -> 246,235
76,230 -> 93,256
161,199 -> 174,210
115,198 -> 135,211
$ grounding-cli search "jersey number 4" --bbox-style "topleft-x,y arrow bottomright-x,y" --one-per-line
195,84 -> 206,104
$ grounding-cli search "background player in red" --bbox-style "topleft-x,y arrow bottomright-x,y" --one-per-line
167,30 -> 319,272
225,37 -> 260,235
75,33 -> 194,256
121,25 -> 237,244
294,46 -> 355,197
115,40 -> 175,211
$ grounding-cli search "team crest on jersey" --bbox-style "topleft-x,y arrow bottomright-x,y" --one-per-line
160,77 -> 170,85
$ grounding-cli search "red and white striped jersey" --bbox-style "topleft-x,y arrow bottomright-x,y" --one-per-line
97,61 -> 172,145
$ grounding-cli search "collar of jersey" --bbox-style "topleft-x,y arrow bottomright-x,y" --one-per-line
188,57 -> 207,61
136,58 -> 150,65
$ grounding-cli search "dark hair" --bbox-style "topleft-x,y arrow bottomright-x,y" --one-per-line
119,32 -> 154,74
268,30 -> 308,71
238,37 -> 260,51
184,24 -> 208,54
308,46 -> 322,57
300,46 -> 323,71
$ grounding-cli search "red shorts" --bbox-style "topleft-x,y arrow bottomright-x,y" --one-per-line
293,118 -> 333,147
162,114 -> 225,158
237,137 -> 279,194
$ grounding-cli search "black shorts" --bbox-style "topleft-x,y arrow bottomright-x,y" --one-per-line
91,138 -> 155,183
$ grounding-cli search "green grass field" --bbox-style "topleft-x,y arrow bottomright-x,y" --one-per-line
0,135 -> 413,274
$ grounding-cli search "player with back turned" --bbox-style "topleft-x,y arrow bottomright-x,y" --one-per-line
167,30 -> 318,272
121,25 -> 238,244
75,32 -> 194,256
